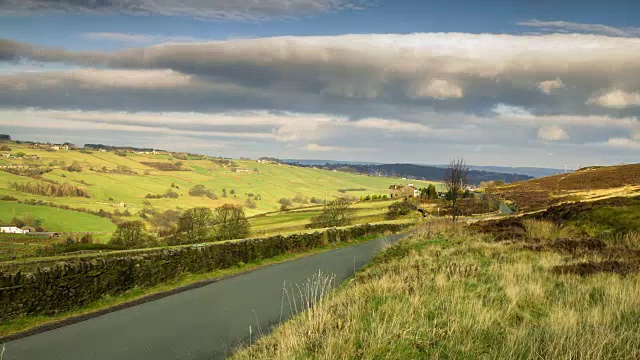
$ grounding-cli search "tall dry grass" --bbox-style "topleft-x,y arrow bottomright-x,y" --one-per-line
232,224 -> 640,359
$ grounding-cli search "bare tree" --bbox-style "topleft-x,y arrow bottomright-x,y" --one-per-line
443,157 -> 468,223
310,198 -> 354,228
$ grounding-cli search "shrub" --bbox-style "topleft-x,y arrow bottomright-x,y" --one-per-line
67,161 -> 83,172
0,144 -> 11,151
278,198 -> 293,207
188,185 -> 217,199
386,200 -> 416,220
293,193 -> 308,204
245,198 -> 257,209
310,197 -> 324,204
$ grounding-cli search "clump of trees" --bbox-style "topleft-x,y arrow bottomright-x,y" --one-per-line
188,185 -> 218,199
145,188 -> 179,199
109,220 -> 154,249
9,181 -> 90,197
140,161 -> 185,171
148,209 -> 182,236
212,204 -> 250,241
310,197 -> 324,204
168,205 -> 250,245
386,199 -> 417,220
293,193 -> 308,204
419,184 -> 439,201
310,198 -> 354,228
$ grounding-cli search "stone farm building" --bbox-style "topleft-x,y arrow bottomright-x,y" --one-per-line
388,184 -> 420,199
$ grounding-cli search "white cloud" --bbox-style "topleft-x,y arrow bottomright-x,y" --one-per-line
0,0 -> 368,20
304,143 -> 345,152
410,79 -> 463,99
607,137 -> 640,149
538,79 -> 565,94
518,19 -> 640,37
537,125 -> 569,141
587,90 -> 640,109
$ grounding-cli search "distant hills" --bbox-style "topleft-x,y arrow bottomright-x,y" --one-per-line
283,159 -> 562,179
282,161 -> 534,185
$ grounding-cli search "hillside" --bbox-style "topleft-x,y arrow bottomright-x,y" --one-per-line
492,163 -> 640,212
0,140 -> 438,230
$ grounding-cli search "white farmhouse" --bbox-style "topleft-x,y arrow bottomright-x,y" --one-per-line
0,226 -> 29,234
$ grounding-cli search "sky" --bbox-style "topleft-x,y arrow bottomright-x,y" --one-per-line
1,0 -> 639,168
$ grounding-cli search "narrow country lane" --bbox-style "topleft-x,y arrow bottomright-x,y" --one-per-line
4,233 -> 407,360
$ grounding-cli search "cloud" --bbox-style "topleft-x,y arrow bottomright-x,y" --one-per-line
607,137 -> 640,149
0,0 -> 368,20
2,33 -> 640,166
304,143 -> 346,152
518,19 -> 640,37
587,90 -> 640,109
537,125 -> 568,141
538,79 -> 565,94
4,32 -> 640,117
79,32 -> 210,45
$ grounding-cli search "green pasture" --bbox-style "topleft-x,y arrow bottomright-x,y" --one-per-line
0,202 -> 116,233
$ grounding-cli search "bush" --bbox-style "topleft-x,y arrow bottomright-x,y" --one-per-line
0,144 -> 11,151
293,193 -> 308,204
310,197 -> 324,204
278,198 -> 293,207
67,161 -> 83,172
189,185 -> 217,199
245,198 -> 257,209
386,199 -> 416,220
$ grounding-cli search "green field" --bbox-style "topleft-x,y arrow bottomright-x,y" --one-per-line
247,200 -> 424,236
0,202 -> 116,233
0,143 -> 439,215
0,142 -> 441,236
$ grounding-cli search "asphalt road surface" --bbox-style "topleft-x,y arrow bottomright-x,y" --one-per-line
4,233 -> 406,360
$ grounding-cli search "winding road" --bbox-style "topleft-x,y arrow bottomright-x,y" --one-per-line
4,233 -> 407,360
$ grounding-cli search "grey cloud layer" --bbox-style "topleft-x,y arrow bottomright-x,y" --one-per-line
0,0 -> 367,19
1,33 -> 640,165
3,34 -> 640,117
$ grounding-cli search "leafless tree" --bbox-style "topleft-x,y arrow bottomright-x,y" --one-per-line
444,157 -> 468,223
310,197 -> 354,228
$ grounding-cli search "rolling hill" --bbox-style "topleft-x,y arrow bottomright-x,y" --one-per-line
492,163 -> 640,212
0,140 -> 441,233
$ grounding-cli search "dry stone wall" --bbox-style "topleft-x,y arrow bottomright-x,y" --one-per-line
0,223 -> 407,322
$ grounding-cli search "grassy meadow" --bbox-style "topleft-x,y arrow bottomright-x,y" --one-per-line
232,218 -> 640,359
0,202 -> 116,233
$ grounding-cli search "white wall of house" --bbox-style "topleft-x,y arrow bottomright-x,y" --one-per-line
0,226 -> 27,234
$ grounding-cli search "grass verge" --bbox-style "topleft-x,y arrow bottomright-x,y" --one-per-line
232,220 -> 640,359
0,232 -> 390,340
